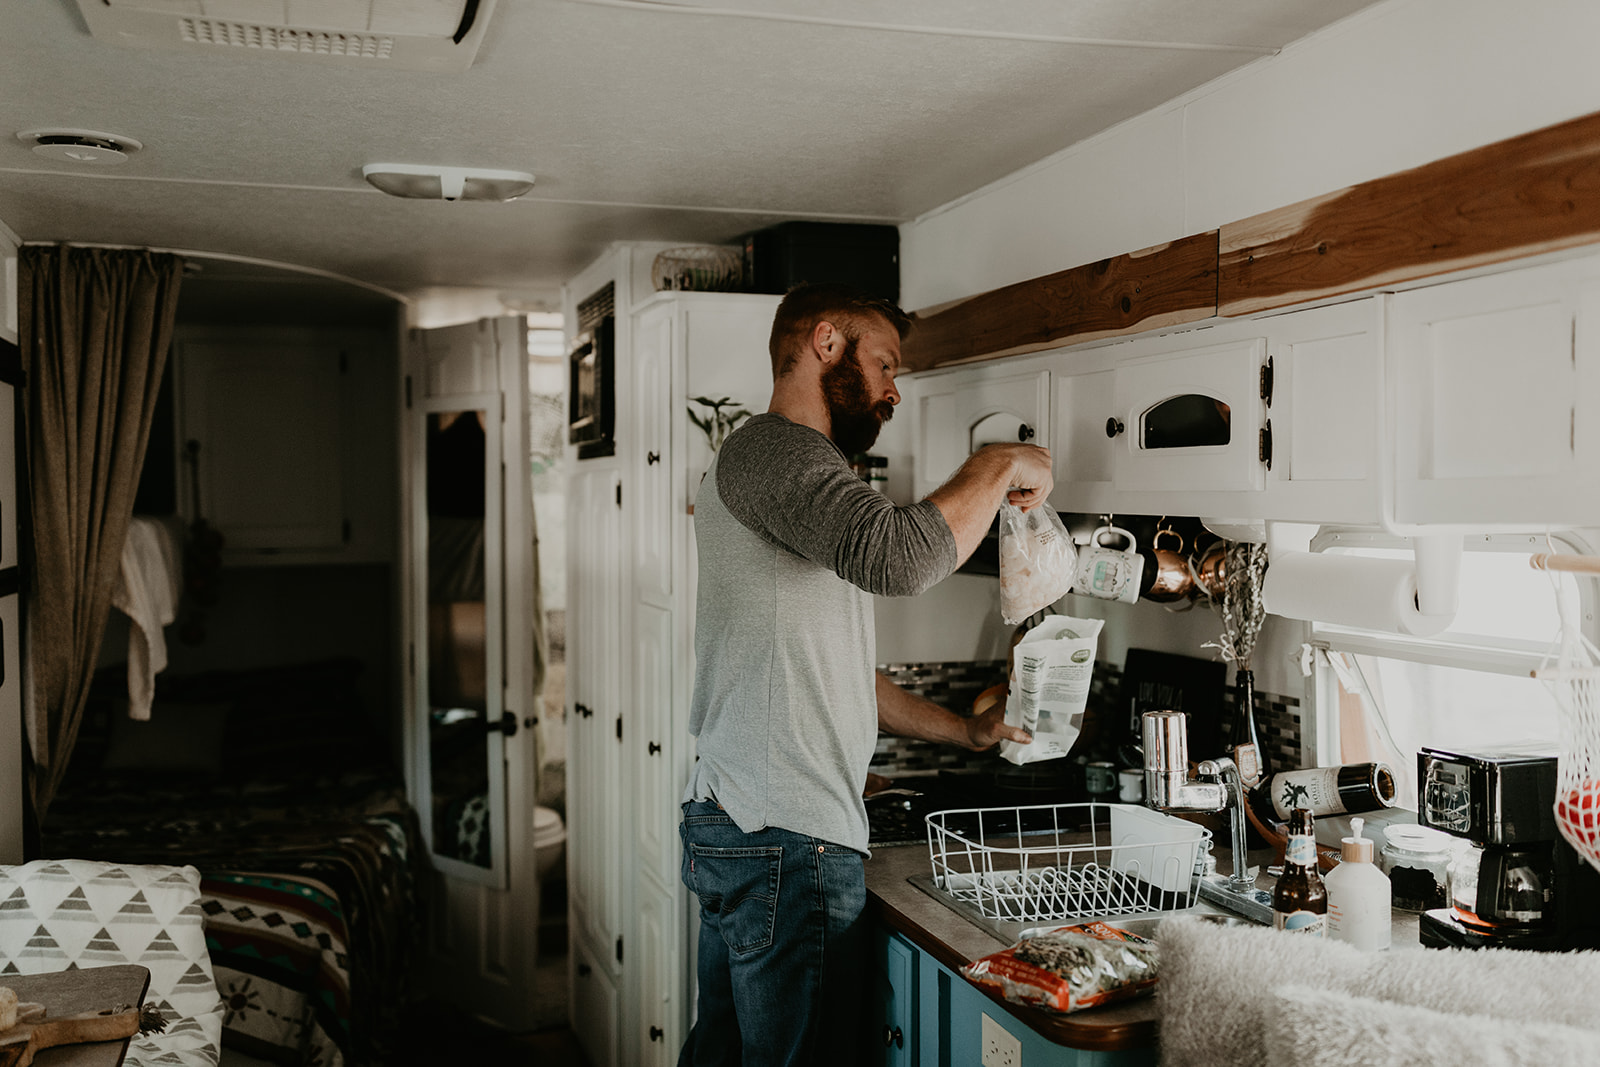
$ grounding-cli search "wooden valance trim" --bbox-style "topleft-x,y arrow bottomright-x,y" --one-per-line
900,232 -> 1218,373
903,108 -> 1600,369
1217,108 -> 1600,315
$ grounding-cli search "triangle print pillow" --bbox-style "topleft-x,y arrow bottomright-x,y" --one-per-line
0,859 -> 223,1067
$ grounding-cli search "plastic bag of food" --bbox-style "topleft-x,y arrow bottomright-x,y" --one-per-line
999,614 -> 1103,765
998,504 -> 1076,624
960,921 -> 1159,1014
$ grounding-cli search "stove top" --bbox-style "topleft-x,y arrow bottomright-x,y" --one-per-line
865,770 -> 1079,847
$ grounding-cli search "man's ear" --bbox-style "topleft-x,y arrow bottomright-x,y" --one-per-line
811,319 -> 845,365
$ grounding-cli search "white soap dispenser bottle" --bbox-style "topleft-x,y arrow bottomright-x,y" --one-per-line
1326,817 -> 1391,950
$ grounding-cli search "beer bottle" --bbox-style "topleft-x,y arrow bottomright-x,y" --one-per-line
1272,807 -> 1327,936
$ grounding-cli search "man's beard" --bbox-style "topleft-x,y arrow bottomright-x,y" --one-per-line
821,338 -> 894,456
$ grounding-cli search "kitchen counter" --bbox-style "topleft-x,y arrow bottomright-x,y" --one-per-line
864,841 -> 1427,1053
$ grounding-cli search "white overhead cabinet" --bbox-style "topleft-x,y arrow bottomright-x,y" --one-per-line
565,283 -> 780,1067
1389,253 -> 1600,528
913,367 -> 1050,501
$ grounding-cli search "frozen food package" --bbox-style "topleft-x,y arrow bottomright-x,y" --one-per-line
960,921 -> 1160,1014
999,614 -> 1103,765
998,503 -> 1076,624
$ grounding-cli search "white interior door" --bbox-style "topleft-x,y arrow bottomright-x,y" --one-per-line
403,317 -> 544,1028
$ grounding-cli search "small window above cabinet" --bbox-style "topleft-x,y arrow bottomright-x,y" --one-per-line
1108,336 -> 1270,495
913,367 -> 1049,501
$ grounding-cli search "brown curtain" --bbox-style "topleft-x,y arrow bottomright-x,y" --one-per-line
19,246 -> 183,819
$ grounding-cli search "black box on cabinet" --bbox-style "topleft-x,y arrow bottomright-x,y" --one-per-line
741,222 -> 900,304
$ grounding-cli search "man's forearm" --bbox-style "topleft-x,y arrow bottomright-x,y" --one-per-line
926,442 -> 1053,564
875,671 -> 982,750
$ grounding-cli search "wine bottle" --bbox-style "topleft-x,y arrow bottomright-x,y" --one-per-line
1272,808 -> 1328,936
1251,763 -> 1397,824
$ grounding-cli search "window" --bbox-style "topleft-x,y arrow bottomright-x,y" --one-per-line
1311,532 -> 1590,808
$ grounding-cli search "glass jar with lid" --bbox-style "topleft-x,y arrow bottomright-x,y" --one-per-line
1379,824 -> 1454,912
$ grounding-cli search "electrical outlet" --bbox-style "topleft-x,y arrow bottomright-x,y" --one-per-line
981,1012 -> 1021,1067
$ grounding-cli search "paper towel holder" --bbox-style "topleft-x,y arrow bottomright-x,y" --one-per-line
1265,522 -> 1462,626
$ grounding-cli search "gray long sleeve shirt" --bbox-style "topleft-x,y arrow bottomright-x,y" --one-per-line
685,413 -> 959,853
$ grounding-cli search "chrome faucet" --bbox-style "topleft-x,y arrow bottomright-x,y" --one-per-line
1141,710 -> 1274,924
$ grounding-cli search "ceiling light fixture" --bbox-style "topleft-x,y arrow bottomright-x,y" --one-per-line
362,163 -> 535,202
17,128 -> 143,165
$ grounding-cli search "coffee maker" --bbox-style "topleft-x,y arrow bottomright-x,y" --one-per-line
1416,743 -> 1600,951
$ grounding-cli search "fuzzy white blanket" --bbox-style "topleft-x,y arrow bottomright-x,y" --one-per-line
1156,915 -> 1600,1067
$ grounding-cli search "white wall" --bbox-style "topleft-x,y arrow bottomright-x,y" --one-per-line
899,0 -> 1600,311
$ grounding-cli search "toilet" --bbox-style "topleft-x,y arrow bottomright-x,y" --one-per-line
533,804 -> 566,884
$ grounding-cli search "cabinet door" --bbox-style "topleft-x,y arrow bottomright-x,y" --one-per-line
635,303 -> 675,607
1109,336 -> 1268,494
633,602 -> 677,891
915,367 -> 1050,500
634,882 -> 680,1067
874,931 -> 916,1067
179,341 -> 344,550
1052,367 -> 1116,513
572,936 -> 620,1067
567,467 -> 625,963
1391,257 -> 1600,526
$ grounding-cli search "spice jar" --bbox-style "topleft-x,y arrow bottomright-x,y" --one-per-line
1379,824 -> 1453,912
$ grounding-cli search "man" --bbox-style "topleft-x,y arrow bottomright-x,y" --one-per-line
679,282 -> 1054,1067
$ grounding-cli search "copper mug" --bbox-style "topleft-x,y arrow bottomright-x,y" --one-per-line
1144,528 -> 1194,603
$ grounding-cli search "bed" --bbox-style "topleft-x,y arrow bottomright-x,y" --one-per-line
42,659 -> 428,1067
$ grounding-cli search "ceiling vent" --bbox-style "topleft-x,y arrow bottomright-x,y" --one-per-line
72,0 -> 498,73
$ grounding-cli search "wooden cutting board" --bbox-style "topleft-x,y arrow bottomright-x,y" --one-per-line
0,966 -> 149,1067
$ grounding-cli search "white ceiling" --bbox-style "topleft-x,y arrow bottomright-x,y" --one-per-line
0,0 -> 1380,313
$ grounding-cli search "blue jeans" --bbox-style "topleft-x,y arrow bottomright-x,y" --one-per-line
677,800 -> 867,1067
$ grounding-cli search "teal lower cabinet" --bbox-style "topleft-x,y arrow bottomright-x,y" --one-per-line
872,927 -> 1157,1067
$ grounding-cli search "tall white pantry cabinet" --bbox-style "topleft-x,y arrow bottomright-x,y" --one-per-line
567,283 -> 780,1067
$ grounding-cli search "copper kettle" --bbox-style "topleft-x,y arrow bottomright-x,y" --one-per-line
1189,540 -> 1228,600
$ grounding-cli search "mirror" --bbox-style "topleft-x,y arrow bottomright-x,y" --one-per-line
423,407 -> 498,872
1141,394 -> 1231,449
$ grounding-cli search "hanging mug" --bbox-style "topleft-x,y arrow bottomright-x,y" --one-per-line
1074,526 -> 1143,604
1144,528 -> 1194,603
1189,540 -> 1228,600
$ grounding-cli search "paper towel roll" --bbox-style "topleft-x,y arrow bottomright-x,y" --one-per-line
1261,551 -> 1453,636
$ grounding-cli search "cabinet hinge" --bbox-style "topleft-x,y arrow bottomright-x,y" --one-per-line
615,482 -> 622,508
615,715 -> 623,742
1259,420 -> 1273,471
404,375 -> 413,410
616,936 -> 624,964
1259,355 -> 1274,408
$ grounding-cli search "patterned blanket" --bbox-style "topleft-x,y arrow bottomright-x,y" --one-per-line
42,766 -> 426,1067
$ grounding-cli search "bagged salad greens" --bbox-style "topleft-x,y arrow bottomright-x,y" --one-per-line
960,921 -> 1160,1013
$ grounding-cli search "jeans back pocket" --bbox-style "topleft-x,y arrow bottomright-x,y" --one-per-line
685,844 -> 783,955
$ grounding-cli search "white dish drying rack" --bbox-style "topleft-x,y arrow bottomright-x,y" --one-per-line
926,802 -> 1211,923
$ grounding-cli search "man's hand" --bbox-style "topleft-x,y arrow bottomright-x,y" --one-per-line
965,692 -> 1032,751
928,442 -> 1054,564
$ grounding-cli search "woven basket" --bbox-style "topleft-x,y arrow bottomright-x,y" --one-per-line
651,246 -> 745,292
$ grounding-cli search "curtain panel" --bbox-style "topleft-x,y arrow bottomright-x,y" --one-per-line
18,245 -> 183,819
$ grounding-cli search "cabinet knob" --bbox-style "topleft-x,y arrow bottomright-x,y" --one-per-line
577,963 -> 592,977
883,1025 -> 903,1049
648,741 -> 662,756
1105,417 -> 1126,439
1017,424 -> 1035,442
647,451 -> 661,465
649,1026 -> 664,1042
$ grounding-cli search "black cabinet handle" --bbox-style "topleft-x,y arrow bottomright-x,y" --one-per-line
577,963 -> 592,977
883,1025 -> 903,1049
1105,417 -> 1125,438
485,711 -> 518,736
1018,424 -> 1035,442
648,741 -> 662,756
647,451 -> 660,465
649,1026 -> 664,1042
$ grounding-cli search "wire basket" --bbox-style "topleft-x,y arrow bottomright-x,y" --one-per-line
651,246 -> 745,292
927,802 -> 1210,922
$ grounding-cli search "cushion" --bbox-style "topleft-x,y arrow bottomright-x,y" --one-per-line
102,700 -> 230,775
1155,915 -> 1600,1067
0,859 -> 223,1067
1263,984 -> 1599,1067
